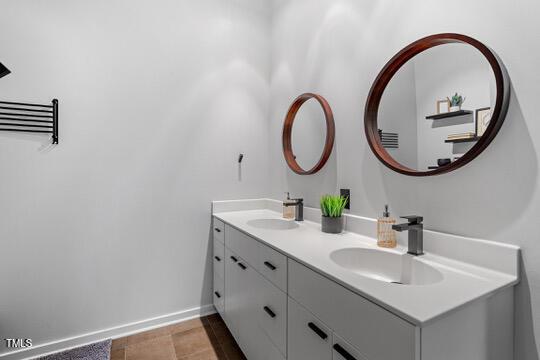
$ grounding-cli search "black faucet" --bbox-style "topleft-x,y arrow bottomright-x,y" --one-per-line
392,215 -> 424,256
283,195 -> 304,221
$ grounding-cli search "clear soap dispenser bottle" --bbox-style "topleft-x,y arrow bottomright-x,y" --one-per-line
283,192 -> 295,219
377,205 -> 397,248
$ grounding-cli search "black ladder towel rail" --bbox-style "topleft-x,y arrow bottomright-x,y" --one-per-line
0,99 -> 58,144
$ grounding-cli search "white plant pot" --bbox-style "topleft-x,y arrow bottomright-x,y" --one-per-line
450,106 -> 461,112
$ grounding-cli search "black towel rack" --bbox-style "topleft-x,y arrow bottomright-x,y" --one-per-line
0,99 -> 59,144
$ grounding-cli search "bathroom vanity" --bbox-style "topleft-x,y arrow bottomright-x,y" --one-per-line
211,199 -> 519,360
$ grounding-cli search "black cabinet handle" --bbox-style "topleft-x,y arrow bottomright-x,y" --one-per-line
263,306 -> 276,318
333,344 -> 356,360
214,227 -> 221,233
214,256 -> 221,262
230,256 -> 238,262
238,263 -> 247,270
214,291 -> 221,299
264,261 -> 277,271
307,322 -> 328,340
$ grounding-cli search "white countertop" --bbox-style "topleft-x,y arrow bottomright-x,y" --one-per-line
213,208 -> 519,326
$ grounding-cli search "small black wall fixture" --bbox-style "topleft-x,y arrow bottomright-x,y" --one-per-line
0,99 -> 59,144
0,62 -> 10,79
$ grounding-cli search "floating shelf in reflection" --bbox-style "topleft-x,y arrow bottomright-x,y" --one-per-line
426,110 -> 473,120
444,137 -> 479,144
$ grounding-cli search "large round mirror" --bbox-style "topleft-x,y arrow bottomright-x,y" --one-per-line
283,93 -> 335,175
365,33 -> 510,176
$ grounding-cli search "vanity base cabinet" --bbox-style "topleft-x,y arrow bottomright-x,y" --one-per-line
213,217 -> 513,360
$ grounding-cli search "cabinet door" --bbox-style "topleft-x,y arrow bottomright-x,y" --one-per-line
332,333 -> 368,360
257,275 -> 287,356
288,297 -> 332,360
213,270 -> 224,315
234,257 -> 262,360
224,248 -> 241,339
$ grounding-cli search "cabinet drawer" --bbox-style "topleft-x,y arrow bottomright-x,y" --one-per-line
258,242 -> 287,292
257,276 -> 287,356
213,238 -> 225,280
333,333 -> 368,360
213,217 -> 225,243
225,224 -> 259,267
288,259 -> 417,360
288,297 -> 332,360
213,271 -> 224,315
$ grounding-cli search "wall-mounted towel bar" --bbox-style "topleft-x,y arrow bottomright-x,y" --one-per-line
0,99 -> 58,144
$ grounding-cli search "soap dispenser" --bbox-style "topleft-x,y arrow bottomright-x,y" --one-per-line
283,192 -> 295,219
377,205 -> 396,248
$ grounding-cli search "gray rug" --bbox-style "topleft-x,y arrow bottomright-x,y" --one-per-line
36,339 -> 111,360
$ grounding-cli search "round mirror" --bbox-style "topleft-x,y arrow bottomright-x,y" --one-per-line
283,93 -> 335,175
365,33 -> 510,176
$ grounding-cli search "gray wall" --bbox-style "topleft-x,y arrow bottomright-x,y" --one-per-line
0,0 -> 270,354
269,0 -> 539,359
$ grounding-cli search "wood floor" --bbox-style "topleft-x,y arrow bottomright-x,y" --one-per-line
110,314 -> 246,360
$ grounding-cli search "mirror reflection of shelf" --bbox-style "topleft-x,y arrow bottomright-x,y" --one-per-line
444,137 -> 479,143
425,110 -> 473,120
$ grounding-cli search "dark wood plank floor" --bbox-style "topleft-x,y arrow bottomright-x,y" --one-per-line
110,314 -> 246,360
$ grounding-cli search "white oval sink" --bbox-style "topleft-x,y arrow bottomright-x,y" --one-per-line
330,248 -> 443,286
247,218 -> 299,230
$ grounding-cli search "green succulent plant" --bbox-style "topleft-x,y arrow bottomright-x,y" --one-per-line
447,92 -> 465,107
320,194 -> 348,218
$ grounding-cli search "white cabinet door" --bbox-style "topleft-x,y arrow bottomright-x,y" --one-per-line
288,297 -> 332,360
224,248 -> 241,340
333,333 -> 368,360
257,275 -> 287,356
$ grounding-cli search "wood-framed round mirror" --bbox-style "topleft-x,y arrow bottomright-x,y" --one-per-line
282,93 -> 335,175
365,33 -> 510,176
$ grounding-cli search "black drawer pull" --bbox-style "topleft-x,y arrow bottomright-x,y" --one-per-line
238,263 -> 247,270
214,227 -> 221,233
263,306 -> 276,318
214,256 -> 221,262
230,256 -> 238,262
307,322 -> 328,340
214,291 -> 221,298
333,344 -> 356,360
264,261 -> 277,271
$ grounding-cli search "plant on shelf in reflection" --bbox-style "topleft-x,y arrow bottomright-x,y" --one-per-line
447,92 -> 466,110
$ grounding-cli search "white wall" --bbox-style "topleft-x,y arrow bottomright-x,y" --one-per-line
0,0 -> 270,356
270,1 -> 540,359
378,61 -> 418,169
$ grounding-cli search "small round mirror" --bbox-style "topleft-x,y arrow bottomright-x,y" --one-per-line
282,93 -> 335,175
365,34 -> 510,176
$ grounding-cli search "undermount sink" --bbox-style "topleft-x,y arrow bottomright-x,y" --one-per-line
247,218 -> 299,230
330,248 -> 443,286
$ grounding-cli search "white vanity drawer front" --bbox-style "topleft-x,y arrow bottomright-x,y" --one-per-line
225,224 -> 259,268
333,333 -> 368,360
288,259 -> 417,360
213,271 -> 224,315
288,296 -> 333,360
257,276 -> 287,356
258,242 -> 287,292
213,238 -> 225,280
213,217 -> 225,242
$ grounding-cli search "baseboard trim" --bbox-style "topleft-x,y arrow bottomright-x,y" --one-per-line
1,304 -> 216,360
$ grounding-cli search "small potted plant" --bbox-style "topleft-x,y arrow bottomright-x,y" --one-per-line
447,93 -> 465,112
320,194 -> 348,234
